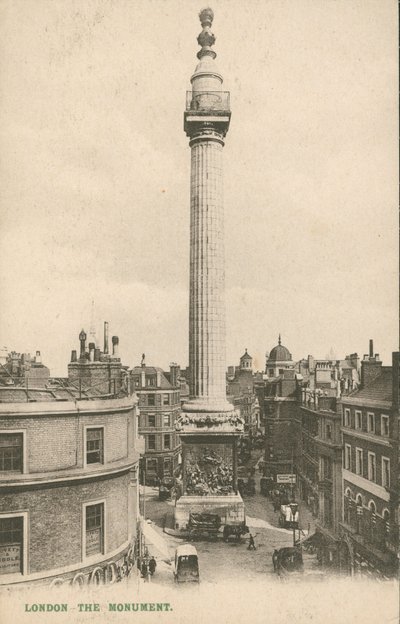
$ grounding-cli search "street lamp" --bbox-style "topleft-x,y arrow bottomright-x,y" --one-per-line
289,502 -> 299,546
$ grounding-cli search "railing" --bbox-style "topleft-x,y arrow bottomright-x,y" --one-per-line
186,91 -> 230,112
343,498 -> 397,552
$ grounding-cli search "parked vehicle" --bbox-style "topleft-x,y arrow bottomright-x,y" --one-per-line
278,503 -> 299,529
158,477 -> 174,501
173,544 -> 200,583
188,513 -> 221,541
274,547 -> 303,576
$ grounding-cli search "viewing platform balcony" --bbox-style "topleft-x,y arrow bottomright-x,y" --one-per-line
185,90 -> 230,113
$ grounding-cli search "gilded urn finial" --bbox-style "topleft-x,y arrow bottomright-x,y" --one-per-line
197,7 -> 216,59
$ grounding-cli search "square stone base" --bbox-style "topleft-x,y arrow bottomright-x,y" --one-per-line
174,494 -> 245,530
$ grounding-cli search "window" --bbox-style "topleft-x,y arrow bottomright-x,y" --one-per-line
0,433 -> 23,472
164,434 -> 171,450
146,458 -> 158,474
368,452 -> 376,482
163,394 -> 170,406
382,457 -> 390,488
344,409 -> 350,427
344,444 -> 351,470
163,414 -> 170,427
326,423 -> 332,440
148,414 -> 156,427
321,456 -> 332,479
147,394 -> 155,406
268,369 -> 274,377
86,428 -> 104,465
85,503 -> 104,557
367,412 -> 375,434
355,410 -> 362,430
355,448 -> 363,476
368,500 -> 376,514
163,457 -> 172,476
381,415 -> 389,437
146,377 -> 155,387
0,516 -> 23,575
356,494 -> 363,507
148,434 -> 156,451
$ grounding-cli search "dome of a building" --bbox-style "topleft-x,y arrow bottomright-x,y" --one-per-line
268,335 -> 292,362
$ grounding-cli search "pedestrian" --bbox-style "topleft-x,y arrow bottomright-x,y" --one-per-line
141,560 -> 148,579
272,549 -> 279,572
248,533 -> 256,550
148,557 -> 157,576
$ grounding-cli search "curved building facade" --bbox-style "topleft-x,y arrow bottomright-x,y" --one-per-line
0,387 -> 140,587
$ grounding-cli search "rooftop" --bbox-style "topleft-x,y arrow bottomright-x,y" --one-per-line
348,367 -> 392,403
130,366 -> 173,390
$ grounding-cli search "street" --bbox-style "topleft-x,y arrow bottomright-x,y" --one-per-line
141,452 -> 318,587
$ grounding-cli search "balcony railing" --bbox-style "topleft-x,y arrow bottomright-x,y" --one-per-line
186,91 -> 230,112
343,498 -> 397,552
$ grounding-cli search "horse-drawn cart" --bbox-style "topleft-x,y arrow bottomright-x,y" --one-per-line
187,513 -> 221,541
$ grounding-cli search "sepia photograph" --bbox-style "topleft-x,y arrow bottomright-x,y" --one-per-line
0,1 -> 398,622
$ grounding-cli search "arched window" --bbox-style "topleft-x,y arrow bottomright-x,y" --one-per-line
345,488 -> 352,498
382,508 -> 390,522
368,500 -> 376,514
356,494 -> 363,507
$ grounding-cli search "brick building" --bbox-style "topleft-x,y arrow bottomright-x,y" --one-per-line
0,384 -> 141,587
226,350 -> 259,439
340,343 -> 399,578
0,350 -> 50,388
298,392 -> 343,569
131,358 -> 181,485
258,338 -> 300,493
296,353 -> 360,396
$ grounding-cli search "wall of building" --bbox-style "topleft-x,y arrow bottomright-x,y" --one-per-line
0,472 -> 131,575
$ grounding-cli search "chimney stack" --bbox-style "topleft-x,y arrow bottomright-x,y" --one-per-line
104,322 -> 109,355
361,339 -> 382,387
170,363 -> 181,388
156,370 -> 162,387
112,336 -> 119,357
71,350 -> 77,363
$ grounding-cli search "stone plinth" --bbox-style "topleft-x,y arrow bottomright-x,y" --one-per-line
174,494 -> 245,530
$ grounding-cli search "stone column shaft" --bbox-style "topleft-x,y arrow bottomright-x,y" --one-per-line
189,139 -> 226,405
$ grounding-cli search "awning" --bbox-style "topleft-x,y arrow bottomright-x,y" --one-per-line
141,521 -> 171,559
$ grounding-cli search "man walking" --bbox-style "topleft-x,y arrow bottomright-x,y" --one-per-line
248,533 -> 256,550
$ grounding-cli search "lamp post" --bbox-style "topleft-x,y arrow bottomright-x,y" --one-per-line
289,502 -> 299,546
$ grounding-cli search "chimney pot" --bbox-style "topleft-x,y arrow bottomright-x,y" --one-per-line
89,342 -> 95,362
79,329 -> 87,358
112,336 -> 119,357
104,322 -> 109,355
71,350 -> 77,363
369,339 -> 373,358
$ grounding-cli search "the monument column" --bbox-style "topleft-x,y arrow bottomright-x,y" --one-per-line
175,7 -> 244,531
183,6 -> 233,415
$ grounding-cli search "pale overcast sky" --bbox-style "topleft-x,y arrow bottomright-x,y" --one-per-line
0,0 -> 398,375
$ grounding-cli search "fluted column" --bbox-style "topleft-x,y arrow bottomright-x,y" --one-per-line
189,138 -> 226,405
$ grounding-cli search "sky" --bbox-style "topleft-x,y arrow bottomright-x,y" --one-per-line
0,0 -> 398,376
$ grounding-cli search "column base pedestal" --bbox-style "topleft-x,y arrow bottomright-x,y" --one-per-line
174,493 -> 245,531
